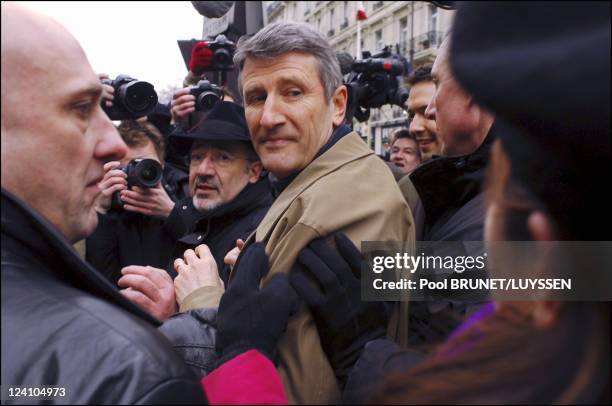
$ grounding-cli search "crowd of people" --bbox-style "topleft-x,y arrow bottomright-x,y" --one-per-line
1,1 -> 609,404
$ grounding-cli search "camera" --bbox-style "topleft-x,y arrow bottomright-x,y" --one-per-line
183,34 -> 234,115
205,34 -> 236,71
101,75 -> 158,121
343,47 -> 409,123
110,159 -> 163,211
190,80 -> 224,112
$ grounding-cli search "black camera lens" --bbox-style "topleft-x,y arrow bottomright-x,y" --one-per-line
190,80 -> 223,112
110,158 -> 162,211
197,91 -> 220,111
140,167 -> 157,183
101,75 -> 159,121
125,158 -> 163,188
392,87 -> 409,107
213,49 -> 232,68
119,81 -> 158,114
134,160 -> 162,187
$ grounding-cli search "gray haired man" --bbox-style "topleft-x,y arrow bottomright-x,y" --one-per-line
184,21 -> 414,403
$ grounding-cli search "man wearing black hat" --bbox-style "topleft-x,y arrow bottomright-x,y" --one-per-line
119,101 -> 272,321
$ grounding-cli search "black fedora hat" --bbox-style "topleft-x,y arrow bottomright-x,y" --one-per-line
169,101 -> 252,156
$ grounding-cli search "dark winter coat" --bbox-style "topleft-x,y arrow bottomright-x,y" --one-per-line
167,178 -> 272,284
405,124 -> 497,346
85,165 -> 190,285
1,188 -> 207,404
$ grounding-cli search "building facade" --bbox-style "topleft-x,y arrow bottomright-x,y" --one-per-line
264,1 -> 454,153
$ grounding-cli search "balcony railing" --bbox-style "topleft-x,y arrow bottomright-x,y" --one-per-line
397,30 -> 444,58
392,106 -> 405,118
371,110 -> 381,121
418,30 -> 444,50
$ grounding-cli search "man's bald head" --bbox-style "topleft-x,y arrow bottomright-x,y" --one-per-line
2,3 -> 89,125
1,3 -> 127,242
1,3 -> 84,58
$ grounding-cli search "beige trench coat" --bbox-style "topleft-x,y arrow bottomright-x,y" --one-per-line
237,131 -> 415,404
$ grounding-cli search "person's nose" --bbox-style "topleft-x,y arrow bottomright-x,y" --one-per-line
409,114 -> 426,136
425,97 -> 436,121
195,156 -> 216,177
94,109 -> 127,162
259,94 -> 286,130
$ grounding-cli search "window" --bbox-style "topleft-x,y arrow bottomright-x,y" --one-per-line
375,29 -> 383,51
330,7 -> 335,31
399,17 -> 408,54
340,1 -> 349,29
429,4 -> 438,32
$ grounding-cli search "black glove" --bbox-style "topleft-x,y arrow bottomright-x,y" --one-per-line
215,242 -> 298,366
289,233 -> 389,388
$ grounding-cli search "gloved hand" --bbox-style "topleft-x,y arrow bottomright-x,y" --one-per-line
215,242 -> 298,366
188,42 -> 213,76
290,233 -> 389,388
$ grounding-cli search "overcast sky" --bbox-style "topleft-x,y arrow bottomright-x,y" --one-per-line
17,1 -> 205,92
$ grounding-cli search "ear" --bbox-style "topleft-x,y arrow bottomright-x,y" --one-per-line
527,211 -> 555,241
331,85 -> 348,127
247,161 -> 263,183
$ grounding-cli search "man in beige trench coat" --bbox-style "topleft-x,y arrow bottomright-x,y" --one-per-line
182,21 -> 415,404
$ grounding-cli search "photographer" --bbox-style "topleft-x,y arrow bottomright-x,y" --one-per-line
172,34 -> 239,131
86,120 -> 189,286
117,101 -> 272,324
196,21 -> 414,404
171,80 -> 237,128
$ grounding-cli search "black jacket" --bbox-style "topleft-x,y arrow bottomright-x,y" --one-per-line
86,211 -> 180,285
405,125 -> 496,346
155,180 -> 272,378
410,126 -> 495,242
167,179 -> 272,284
343,339 -> 426,404
1,188 -> 207,404
85,165 -> 190,284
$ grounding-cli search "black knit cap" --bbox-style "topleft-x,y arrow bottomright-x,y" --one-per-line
450,2 -> 611,239
168,101 -> 253,156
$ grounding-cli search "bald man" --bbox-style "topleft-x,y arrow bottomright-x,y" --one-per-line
0,4 -> 208,403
